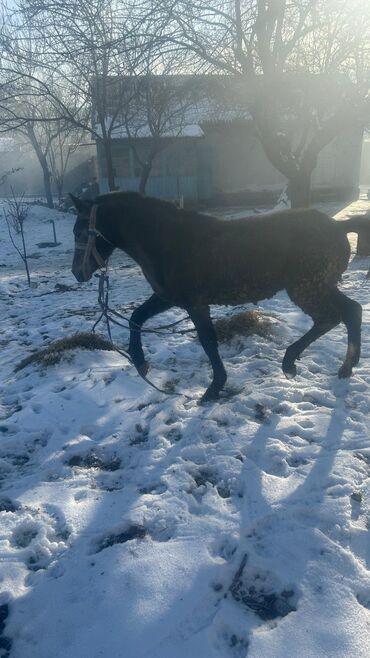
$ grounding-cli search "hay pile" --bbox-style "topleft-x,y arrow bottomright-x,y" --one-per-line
214,310 -> 274,343
15,332 -> 115,371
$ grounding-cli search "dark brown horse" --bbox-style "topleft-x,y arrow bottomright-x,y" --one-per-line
71,191 -> 369,402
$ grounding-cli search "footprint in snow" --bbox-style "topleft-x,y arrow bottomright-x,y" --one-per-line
2,503 -> 71,572
93,513 -> 177,553
0,603 -> 12,658
0,403 -> 22,421
350,491 -> 362,521
229,554 -> 298,622
94,523 -> 147,553
12,521 -> 39,548
356,590 -> 370,611
286,454 -> 309,469
0,498 -> 20,513
139,481 -> 167,495
209,534 -> 239,562
188,467 -> 232,499
213,626 -> 249,658
66,451 -> 121,472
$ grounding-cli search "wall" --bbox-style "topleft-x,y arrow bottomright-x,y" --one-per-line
312,128 -> 363,199
96,124 -> 363,204
201,122 -> 285,194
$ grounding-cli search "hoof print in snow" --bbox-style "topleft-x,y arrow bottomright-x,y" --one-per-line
67,452 -> 121,472
5,505 -> 69,572
6,453 -> 30,467
0,604 -> 12,658
129,424 -> 149,446
230,555 -> 297,621
286,455 -> 309,468
0,635 -> 12,658
12,522 -> 38,548
95,524 -> 147,553
0,604 -> 9,635
210,535 -> 238,562
139,482 -> 167,495
254,403 -> 270,423
228,633 -> 249,657
193,468 -> 217,488
0,403 -> 22,421
192,468 -> 231,499
215,628 -> 249,658
0,498 -> 20,513
164,427 -> 182,443
354,451 -> 370,467
356,591 -> 370,610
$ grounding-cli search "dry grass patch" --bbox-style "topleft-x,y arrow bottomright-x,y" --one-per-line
15,332 -> 115,371
214,310 -> 274,343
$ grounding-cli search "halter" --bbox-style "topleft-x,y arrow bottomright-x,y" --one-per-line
74,204 -> 114,279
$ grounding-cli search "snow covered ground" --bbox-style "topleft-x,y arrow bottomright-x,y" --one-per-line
1,197 -> 370,658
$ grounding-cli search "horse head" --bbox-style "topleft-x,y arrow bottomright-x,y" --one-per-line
70,194 -> 115,282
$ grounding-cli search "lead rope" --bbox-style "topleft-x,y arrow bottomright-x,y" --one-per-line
92,270 -> 192,398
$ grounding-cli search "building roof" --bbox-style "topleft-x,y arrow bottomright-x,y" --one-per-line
93,74 -> 252,140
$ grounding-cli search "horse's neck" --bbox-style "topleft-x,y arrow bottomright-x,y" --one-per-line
114,205 -> 156,265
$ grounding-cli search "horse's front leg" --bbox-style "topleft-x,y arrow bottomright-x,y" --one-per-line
128,294 -> 172,376
187,305 -> 227,403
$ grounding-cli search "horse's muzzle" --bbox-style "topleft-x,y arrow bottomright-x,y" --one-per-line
72,266 -> 92,283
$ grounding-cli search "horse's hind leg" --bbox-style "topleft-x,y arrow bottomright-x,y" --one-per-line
128,293 -> 172,376
331,289 -> 362,378
283,286 -> 341,378
186,305 -> 227,403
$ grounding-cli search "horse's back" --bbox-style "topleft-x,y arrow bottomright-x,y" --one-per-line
160,208 -> 351,306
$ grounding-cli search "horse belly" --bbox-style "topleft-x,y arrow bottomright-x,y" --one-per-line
209,278 -> 283,305
182,266 -> 285,306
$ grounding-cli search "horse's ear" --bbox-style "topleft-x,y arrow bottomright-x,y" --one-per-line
69,194 -> 93,213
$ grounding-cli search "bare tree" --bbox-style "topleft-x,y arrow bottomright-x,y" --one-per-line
157,0 -> 370,206
0,8 -> 74,205
47,123 -> 82,203
117,64 -> 199,194
1,0 -> 196,195
4,191 -> 31,286
7,0 -> 141,192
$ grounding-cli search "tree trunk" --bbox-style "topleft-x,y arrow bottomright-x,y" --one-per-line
25,125 -> 54,208
102,138 -> 116,191
287,169 -> 312,208
139,162 -> 152,195
42,164 -> 54,208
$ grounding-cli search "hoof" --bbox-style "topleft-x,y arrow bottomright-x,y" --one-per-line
283,363 -> 297,379
136,361 -> 149,377
338,363 -> 352,379
198,388 -> 220,405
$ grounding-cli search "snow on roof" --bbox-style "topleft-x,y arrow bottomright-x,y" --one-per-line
96,122 -> 204,140
93,75 -> 252,140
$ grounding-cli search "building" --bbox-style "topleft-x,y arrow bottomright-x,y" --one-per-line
94,75 -> 364,205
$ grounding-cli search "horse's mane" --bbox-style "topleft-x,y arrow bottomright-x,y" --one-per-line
93,190 -> 322,231
96,191 -> 183,215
